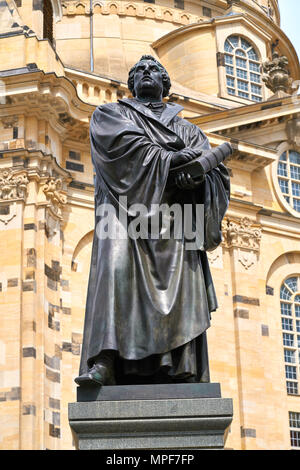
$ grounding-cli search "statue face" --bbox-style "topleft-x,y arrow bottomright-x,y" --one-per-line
133,59 -> 164,101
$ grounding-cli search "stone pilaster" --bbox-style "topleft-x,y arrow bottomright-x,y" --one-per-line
0,166 -> 29,449
37,172 -> 70,449
0,152 -> 71,449
222,216 -> 265,449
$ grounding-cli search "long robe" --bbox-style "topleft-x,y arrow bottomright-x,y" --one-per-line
79,98 -> 230,382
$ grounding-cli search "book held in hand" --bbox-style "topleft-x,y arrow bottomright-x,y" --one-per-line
168,142 -> 233,186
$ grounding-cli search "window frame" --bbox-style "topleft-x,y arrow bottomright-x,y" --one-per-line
280,276 -> 300,397
223,35 -> 264,104
289,412 -> 300,449
272,144 -> 300,219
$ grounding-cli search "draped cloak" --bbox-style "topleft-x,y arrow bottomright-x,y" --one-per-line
79,98 -> 230,382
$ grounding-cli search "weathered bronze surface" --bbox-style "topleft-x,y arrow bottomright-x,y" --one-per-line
76,55 -> 230,387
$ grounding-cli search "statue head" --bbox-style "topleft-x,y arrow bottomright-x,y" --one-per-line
127,55 -> 171,100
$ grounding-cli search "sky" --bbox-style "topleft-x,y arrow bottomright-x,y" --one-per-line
278,0 -> 300,60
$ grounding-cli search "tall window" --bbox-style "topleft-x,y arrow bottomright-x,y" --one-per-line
280,276 -> 300,396
43,0 -> 54,44
224,35 -> 262,102
278,150 -> 300,214
289,412 -> 300,449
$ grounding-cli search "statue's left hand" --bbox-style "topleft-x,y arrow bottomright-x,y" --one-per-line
175,172 -> 205,190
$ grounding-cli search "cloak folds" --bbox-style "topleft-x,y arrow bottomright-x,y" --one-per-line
79,98 -> 230,382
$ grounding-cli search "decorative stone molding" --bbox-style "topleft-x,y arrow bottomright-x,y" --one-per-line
61,1 -> 199,26
222,217 -> 262,251
0,169 -> 28,227
1,115 -> 18,129
226,0 -> 278,23
42,177 -> 68,239
207,245 -> 223,269
262,51 -> 293,96
42,178 -> 68,220
0,169 -> 29,201
236,249 -> 257,270
61,0 -> 279,24
222,217 -> 262,270
59,112 -> 76,127
253,1 -> 278,20
0,75 -> 94,145
0,202 -> 17,226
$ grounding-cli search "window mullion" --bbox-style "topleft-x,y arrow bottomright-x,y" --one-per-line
287,151 -> 293,204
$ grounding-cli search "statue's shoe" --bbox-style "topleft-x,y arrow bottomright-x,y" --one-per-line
74,363 -> 115,387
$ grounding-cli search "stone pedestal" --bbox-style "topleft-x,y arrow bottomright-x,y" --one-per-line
69,383 -> 233,450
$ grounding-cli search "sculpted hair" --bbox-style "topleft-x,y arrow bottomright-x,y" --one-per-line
127,55 -> 171,98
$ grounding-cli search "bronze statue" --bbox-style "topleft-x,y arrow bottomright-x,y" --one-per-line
75,55 -> 230,387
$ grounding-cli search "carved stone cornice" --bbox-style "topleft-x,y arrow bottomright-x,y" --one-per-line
0,71 -> 93,144
61,1 -> 199,26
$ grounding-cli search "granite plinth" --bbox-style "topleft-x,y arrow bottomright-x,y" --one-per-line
69,383 -> 233,450
76,382 -> 221,402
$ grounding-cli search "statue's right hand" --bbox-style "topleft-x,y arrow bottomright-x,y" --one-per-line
170,148 -> 200,168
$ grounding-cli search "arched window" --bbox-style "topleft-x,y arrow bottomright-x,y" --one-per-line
280,276 -> 300,395
277,150 -> 300,213
43,0 -> 54,43
224,35 -> 262,102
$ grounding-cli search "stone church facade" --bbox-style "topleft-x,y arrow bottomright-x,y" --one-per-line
0,0 -> 300,450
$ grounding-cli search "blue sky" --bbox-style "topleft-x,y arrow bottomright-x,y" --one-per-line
278,0 -> 300,60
